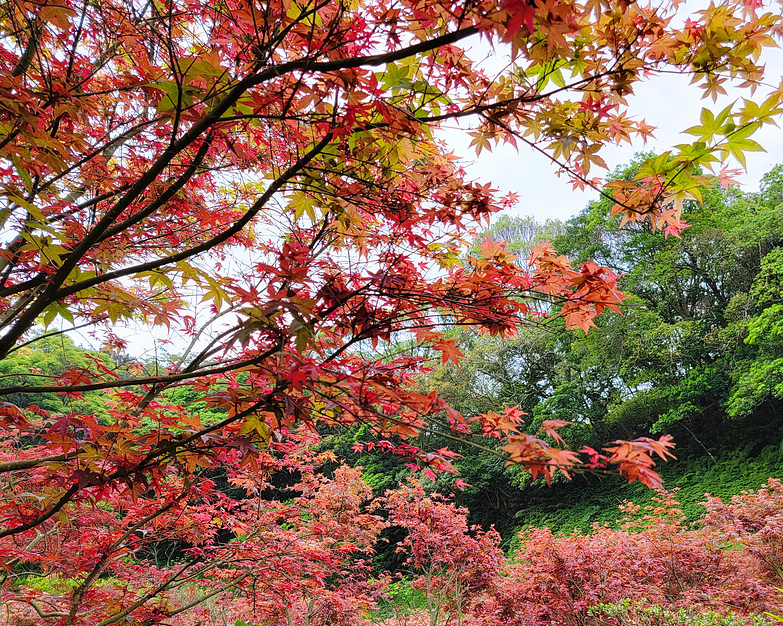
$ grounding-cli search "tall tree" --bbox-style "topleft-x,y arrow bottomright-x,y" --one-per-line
0,0 -> 781,622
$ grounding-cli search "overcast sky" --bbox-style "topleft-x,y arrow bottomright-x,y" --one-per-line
443,44 -> 783,223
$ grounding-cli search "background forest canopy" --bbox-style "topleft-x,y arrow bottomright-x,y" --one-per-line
2,0 -> 783,624
406,158 -> 783,531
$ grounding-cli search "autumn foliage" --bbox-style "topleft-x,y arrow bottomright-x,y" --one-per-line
0,0 -> 782,622
474,489 -> 780,626
386,481 -> 503,625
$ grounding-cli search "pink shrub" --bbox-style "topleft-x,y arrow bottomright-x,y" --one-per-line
472,491 -> 778,626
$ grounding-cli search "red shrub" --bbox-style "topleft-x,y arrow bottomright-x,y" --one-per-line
472,491 -> 777,626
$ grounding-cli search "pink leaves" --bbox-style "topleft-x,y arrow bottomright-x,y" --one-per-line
477,487 -> 783,626
385,479 -> 503,610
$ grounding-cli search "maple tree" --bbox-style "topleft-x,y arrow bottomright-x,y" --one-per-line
386,480 -> 502,626
0,0 -> 782,622
1,435 -> 388,626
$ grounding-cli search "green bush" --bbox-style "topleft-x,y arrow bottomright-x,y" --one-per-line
588,600 -> 769,626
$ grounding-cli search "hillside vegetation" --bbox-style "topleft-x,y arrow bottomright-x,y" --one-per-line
334,160 -> 783,542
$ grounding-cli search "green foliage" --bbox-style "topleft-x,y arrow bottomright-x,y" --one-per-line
588,600 -> 770,626
373,579 -> 428,618
0,334 -> 112,421
318,162 -> 783,556
160,382 -> 229,425
416,162 -> 783,540
511,443 -> 783,535
727,247 -> 783,417
20,574 -> 120,594
471,214 -> 565,258
18,574 -> 80,594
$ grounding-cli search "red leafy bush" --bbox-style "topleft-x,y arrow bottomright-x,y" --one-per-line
386,480 -> 503,626
703,478 -> 783,583
471,490 -> 779,626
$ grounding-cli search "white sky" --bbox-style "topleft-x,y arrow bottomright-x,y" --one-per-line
445,43 -> 783,223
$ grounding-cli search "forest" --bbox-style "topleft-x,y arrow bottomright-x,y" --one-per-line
2,0 -> 783,624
